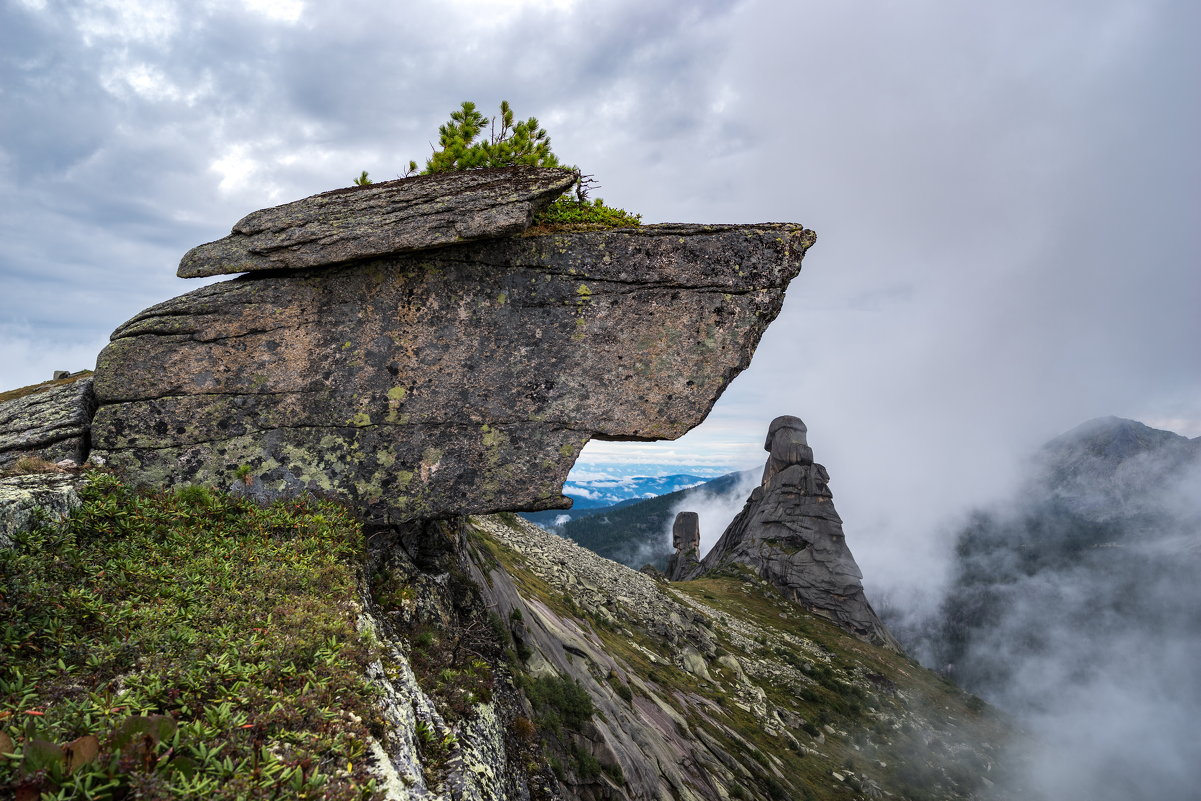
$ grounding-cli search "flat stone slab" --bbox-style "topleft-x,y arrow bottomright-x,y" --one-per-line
177,166 -> 579,278
0,377 -> 95,469
95,223 -> 815,524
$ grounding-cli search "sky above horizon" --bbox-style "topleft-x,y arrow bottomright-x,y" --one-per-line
2,0 -> 1198,600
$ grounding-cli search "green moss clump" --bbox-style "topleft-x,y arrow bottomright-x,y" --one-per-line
531,197 -> 641,230
0,472 -> 382,800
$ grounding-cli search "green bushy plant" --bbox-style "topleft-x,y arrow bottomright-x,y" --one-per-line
356,100 -> 640,229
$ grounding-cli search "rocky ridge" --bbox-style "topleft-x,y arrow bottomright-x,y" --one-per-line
458,513 -> 1004,801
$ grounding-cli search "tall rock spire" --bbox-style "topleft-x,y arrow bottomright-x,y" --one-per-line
665,511 -> 701,580
696,415 -> 899,648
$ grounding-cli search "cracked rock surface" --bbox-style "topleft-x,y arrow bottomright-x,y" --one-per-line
177,166 -> 579,278
93,224 -> 814,524
0,377 -> 95,469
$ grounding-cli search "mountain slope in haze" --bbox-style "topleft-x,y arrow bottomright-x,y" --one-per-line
553,470 -> 755,568
919,417 -> 1201,801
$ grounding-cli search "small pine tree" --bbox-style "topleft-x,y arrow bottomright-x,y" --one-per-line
353,170 -> 373,186
422,100 -> 562,173
354,100 -> 640,228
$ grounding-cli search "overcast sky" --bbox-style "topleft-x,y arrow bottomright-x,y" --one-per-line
2,0 -> 1198,599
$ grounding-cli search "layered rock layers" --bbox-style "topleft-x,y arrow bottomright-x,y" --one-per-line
695,416 -> 898,648
91,168 -> 814,524
178,167 -> 578,278
0,376 -> 95,469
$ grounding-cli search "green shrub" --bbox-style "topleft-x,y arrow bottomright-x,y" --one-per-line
357,99 -> 641,229
520,674 -> 594,734
0,473 -> 381,800
532,197 -> 641,230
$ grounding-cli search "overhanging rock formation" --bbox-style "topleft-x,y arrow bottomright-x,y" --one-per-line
695,416 -> 899,648
91,169 -> 815,524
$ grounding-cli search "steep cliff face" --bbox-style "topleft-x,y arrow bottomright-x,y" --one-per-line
91,178 -> 812,524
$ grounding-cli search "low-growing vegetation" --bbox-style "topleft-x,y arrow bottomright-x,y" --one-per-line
0,472 -> 383,800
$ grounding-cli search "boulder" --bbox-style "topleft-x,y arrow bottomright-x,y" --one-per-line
0,473 -> 83,548
93,224 -> 815,524
177,167 -> 578,278
0,377 -> 95,469
696,415 -> 899,648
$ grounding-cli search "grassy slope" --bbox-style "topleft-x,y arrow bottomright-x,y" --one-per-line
0,473 -> 383,800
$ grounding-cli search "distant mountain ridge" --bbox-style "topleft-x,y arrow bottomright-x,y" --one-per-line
562,473 -> 711,508
554,470 -> 754,568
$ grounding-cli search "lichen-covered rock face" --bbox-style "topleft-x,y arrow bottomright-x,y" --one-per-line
93,224 -> 814,524
0,473 -> 83,548
698,415 -> 899,648
177,166 -> 579,279
0,377 -> 95,469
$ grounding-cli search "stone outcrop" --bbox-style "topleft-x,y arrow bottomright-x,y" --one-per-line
0,473 -> 84,548
92,223 -> 814,525
0,376 -> 95,469
665,511 -> 701,580
177,167 -> 578,278
696,416 -> 899,648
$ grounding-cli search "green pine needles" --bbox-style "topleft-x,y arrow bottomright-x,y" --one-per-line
422,100 -> 562,174
355,100 -> 641,230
